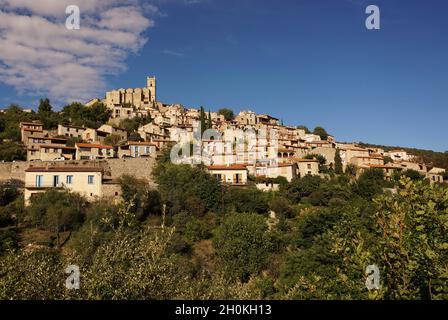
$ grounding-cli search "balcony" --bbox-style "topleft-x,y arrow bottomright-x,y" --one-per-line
25,183 -> 66,190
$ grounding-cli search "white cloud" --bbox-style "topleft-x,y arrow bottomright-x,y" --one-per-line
0,1 -> 156,104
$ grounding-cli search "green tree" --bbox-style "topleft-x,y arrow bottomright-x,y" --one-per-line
37,98 -> 59,129
0,141 -> 26,161
214,213 -> 272,282
128,132 -> 143,142
199,106 -> 207,135
153,162 -> 221,215
207,110 -> 213,129
282,175 -> 323,203
104,134 -> 122,147
334,149 -> 343,174
313,126 -> 329,140
353,168 -> 385,199
218,108 -> 235,121
224,186 -> 269,214
297,125 -> 310,134
26,190 -> 87,235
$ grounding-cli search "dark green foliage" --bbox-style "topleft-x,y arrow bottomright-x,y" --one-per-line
207,110 -> 212,129
224,186 -> 269,214
218,108 -> 234,121
120,116 -> 151,133
308,183 -> 352,207
0,228 -> 19,255
400,169 -> 425,181
297,125 -> 310,134
0,141 -> 26,161
312,126 -> 329,140
0,185 -> 19,207
61,102 -> 111,129
352,168 -> 385,199
128,132 -> 143,142
119,175 -> 162,219
199,106 -> 207,135
153,162 -> 221,215
26,190 -> 87,232
37,98 -> 59,130
282,175 -> 323,203
214,213 -> 272,281
334,149 -> 343,174
269,196 -> 293,219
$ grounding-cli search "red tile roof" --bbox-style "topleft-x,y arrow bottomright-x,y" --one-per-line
76,143 -> 113,149
207,165 -> 247,170
25,166 -> 103,173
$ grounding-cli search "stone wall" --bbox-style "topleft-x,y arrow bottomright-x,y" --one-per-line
0,157 -> 157,186
0,161 -> 28,183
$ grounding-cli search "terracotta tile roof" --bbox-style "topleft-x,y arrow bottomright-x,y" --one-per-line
39,144 -> 76,150
207,165 -> 247,170
76,143 -> 113,149
127,141 -> 157,146
25,166 -> 103,173
294,158 -> 319,163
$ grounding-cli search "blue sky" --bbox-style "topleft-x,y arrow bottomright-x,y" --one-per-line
0,0 -> 447,151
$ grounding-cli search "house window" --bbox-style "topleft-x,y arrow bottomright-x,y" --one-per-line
35,175 -> 43,187
66,175 -> 73,185
53,175 -> 60,187
88,175 -> 94,184
307,164 -> 311,169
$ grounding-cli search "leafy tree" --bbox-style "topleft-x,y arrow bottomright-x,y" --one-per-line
218,108 -> 235,121
383,156 -> 393,164
214,213 -> 272,282
224,186 -> 269,214
66,136 -> 85,147
329,178 -> 448,299
308,182 -> 352,207
119,175 -> 161,220
0,141 -> 26,161
282,175 -> 323,203
120,116 -> 151,133
26,190 -> 87,236
334,149 -> 343,174
0,185 -> 19,207
297,125 -> 310,134
400,169 -> 425,181
0,248 -> 65,299
37,98 -> 59,129
128,132 -> 143,142
61,102 -> 110,129
153,162 -> 220,215
268,196 -> 293,219
313,126 -> 329,140
104,134 -> 122,147
353,168 -> 385,199
443,171 -> 448,181
0,229 -> 19,255
0,104 -> 38,141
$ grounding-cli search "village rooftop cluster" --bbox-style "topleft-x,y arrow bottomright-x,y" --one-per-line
10,76 -> 445,204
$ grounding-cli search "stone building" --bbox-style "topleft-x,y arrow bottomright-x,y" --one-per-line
105,76 -> 157,109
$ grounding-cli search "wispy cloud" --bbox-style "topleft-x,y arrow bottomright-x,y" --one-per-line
162,49 -> 185,57
0,0 -> 157,104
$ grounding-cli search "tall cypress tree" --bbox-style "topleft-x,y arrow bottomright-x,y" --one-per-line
199,106 -> 206,135
208,111 -> 212,129
335,149 -> 343,174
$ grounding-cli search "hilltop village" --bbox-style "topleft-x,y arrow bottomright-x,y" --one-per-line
1,76 -> 445,205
